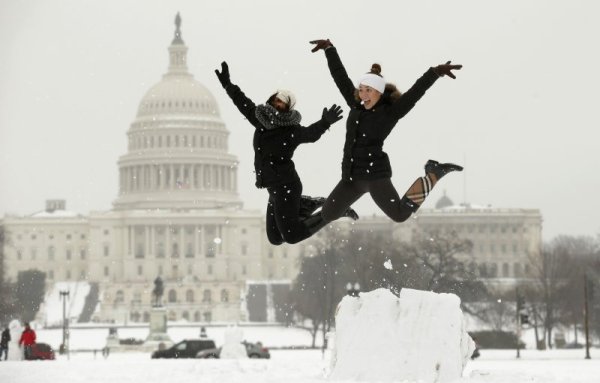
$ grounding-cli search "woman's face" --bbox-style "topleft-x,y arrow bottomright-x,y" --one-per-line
270,97 -> 289,113
358,84 -> 382,110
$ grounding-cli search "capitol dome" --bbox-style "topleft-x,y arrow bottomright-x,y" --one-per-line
113,14 -> 241,211
136,76 -> 221,118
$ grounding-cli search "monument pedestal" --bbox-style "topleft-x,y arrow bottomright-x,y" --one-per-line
144,306 -> 173,349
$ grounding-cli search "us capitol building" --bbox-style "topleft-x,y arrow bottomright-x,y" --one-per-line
1,15 -> 542,325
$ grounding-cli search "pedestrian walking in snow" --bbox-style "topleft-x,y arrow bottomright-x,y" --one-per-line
215,61 -> 357,245
0,326 -> 10,360
310,39 -> 463,223
19,323 -> 36,360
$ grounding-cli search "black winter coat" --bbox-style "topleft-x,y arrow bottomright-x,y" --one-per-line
1,329 -> 10,347
224,83 -> 332,188
324,47 -> 440,181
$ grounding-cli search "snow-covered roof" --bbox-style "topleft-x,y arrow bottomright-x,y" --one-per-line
30,210 -> 82,218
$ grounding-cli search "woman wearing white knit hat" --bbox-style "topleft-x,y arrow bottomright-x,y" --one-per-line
310,39 -> 463,224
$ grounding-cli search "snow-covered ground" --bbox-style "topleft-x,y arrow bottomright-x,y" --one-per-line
1,349 -> 599,383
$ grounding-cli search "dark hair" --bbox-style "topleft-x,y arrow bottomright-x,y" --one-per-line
266,93 -> 290,112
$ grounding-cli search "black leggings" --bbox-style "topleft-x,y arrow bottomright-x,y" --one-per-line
321,178 -> 413,223
265,179 -> 315,245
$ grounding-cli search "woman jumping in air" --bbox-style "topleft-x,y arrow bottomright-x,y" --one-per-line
215,61 -> 358,245
310,39 -> 463,223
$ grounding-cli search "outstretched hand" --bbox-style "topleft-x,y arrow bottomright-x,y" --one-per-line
322,104 -> 343,124
433,61 -> 463,79
215,61 -> 231,87
310,39 -> 332,53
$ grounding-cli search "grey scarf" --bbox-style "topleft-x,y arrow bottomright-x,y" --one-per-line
255,104 -> 302,130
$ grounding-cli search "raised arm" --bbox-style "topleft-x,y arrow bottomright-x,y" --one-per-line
310,40 -> 356,107
215,61 -> 260,127
391,61 -> 462,121
297,104 -> 343,144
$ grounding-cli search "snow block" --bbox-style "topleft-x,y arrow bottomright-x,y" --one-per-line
329,288 -> 475,383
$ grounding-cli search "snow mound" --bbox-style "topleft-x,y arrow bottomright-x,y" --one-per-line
329,288 -> 474,383
220,326 -> 247,359
40,281 -> 91,327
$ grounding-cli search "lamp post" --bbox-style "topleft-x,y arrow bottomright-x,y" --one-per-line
59,290 -> 70,357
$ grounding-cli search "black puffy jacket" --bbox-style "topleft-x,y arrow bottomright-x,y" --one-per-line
224,83 -> 332,188
324,47 -> 440,181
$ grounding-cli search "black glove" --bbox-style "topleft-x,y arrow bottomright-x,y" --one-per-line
310,39 -> 333,53
322,104 -> 343,125
215,61 -> 231,87
433,60 -> 463,79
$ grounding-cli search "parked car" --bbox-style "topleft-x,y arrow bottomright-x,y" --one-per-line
27,343 -> 56,360
196,341 -> 270,359
151,339 -> 216,359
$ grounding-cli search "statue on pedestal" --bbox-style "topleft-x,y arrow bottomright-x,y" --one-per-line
152,277 -> 164,307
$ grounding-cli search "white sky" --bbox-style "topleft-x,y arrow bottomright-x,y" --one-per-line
1,0 -> 599,241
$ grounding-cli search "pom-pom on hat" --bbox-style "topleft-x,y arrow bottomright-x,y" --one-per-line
358,63 -> 386,93
275,89 -> 296,110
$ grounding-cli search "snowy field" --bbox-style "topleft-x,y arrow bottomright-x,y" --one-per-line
1,349 -> 600,383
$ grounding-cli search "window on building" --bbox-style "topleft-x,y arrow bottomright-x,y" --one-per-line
186,243 -> 194,258
104,266 -> 109,277
168,289 -> 177,303
502,263 -> 510,277
514,263 -> 522,277
66,270 -> 71,280
524,264 -> 531,276
81,234 -> 86,240
66,234 -> 71,240
203,290 -> 212,303
221,289 -> 229,303
80,249 -> 86,259
104,229 -> 109,235
157,243 -> 165,258
17,249 -> 22,260
186,290 -> 194,303
31,248 -> 37,260
66,249 -> 72,260
489,263 -> 498,278
194,311 -> 201,322
182,311 -> 189,321
172,243 -> 179,258
242,265 -> 247,275
478,263 -> 488,277
501,244 -> 506,253
135,243 -> 145,258
31,234 -> 37,240
115,290 -> 124,303
203,312 -> 212,322
104,245 -> 110,257
137,265 -> 143,276
48,246 -> 55,261
208,265 -> 213,275
158,265 -> 163,276
241,244 -> 247,256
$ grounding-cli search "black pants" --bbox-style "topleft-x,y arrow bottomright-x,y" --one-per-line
321,178 -> 413,223
266,179 -> 320,245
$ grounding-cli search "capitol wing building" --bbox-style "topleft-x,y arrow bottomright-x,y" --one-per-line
1,17 -> 302,324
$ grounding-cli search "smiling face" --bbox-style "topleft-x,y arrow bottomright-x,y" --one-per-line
358,84 -> 382,110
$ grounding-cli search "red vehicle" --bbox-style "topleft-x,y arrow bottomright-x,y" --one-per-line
27,343 -> 55,360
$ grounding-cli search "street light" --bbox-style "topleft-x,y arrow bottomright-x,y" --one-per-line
59,290 -> 70,356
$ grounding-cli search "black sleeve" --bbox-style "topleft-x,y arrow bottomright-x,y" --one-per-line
324,47 -> 357,107
390,68 -> 440,121
224,83 -> 261,128
296,119 -> 331,144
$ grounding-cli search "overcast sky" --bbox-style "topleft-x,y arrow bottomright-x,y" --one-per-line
1,0 -> 599,241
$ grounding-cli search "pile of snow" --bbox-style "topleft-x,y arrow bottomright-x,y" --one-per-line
329,288 -> 475,383
220,326 -> 248,359
39,281 -> 91,327
7,319 -> 24,361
